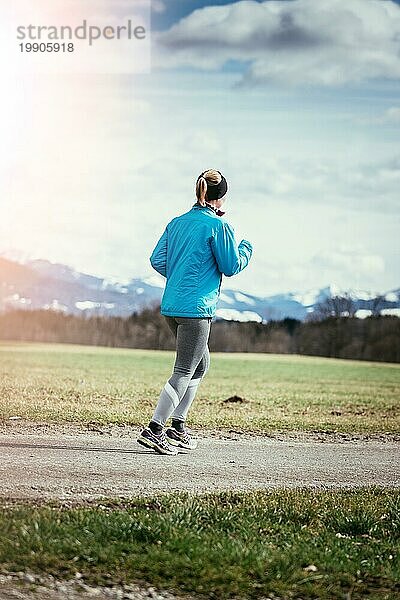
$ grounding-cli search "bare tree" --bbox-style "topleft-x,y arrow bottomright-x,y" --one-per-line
312,292 -> 357,320
370,293 -> 387,316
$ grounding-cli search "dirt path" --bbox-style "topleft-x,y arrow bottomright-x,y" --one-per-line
0,572 -> 189,600
0,423 -> 399,500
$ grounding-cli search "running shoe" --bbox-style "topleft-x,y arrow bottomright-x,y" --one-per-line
137,427 -> 178,455
165,427 -> 198,450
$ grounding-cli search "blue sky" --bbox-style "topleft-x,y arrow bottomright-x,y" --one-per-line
1,0 -> 399,298
152,0 -> 400,30
152,0 -> 260,29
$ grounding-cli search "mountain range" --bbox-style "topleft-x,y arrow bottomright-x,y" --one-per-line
0,252 -> 399,322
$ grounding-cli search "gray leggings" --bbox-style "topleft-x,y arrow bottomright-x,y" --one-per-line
151,316 -> 211,425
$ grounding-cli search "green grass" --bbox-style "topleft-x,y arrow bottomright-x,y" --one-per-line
0,341 -> 399,433
1,488 -> 399,599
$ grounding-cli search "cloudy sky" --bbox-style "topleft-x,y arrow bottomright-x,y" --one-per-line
0,0 -> 399,297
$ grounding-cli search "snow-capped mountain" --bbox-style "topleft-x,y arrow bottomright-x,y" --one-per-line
0,253 -> 399,322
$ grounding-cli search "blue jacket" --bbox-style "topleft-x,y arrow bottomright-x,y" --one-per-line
150,203 -> 253,318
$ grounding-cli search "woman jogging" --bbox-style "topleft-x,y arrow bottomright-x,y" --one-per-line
137,169 -> 253,455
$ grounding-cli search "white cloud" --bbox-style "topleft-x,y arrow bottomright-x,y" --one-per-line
310,247 -> 385,279
156,0 -> 400,86
1,64 -> 398,296
309,247 -> 385,289
358,105 -> 400,125
226,153 -> 400,214
152,0 -> 166,13
383,106 -> 400,122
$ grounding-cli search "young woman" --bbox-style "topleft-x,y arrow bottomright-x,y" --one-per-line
137,169 -> 253,455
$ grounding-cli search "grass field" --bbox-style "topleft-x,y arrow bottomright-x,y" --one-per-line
1,488 -> 399,599
1,342 -> 399,599
1,341 -> 399,433
0,342 -> 400,432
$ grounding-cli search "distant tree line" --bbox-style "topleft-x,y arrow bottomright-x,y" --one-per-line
311,290 -> 388,319
0,302 -> 398,363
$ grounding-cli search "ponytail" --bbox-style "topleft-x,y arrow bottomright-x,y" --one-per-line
196,176 -> 207,206
196,169 -> 226,207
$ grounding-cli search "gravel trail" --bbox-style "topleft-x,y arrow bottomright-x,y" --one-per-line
0,423 -> 398,500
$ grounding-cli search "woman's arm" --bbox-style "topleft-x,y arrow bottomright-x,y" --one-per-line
211,222 -> 253,277
150,227 -> 168,277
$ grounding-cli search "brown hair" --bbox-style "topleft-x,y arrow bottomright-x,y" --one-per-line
196,169 -> 222,206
